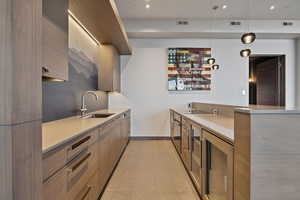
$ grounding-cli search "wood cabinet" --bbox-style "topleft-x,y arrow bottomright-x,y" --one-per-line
43,111 -> 131,200
69,0 -> 131,55
98,45 -> 121,92
121,111 -> 131,148
42,0 -> 69,81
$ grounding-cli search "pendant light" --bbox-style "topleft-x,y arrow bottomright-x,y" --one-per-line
212,64 -> 220,70
207,1 -> 218,65
208,58 -> 216,65
240,49 -> 251,57
241,32 -> 256,44
241,0 -> 256,44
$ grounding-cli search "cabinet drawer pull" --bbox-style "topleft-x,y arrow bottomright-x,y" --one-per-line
71,136 -> 91,150
69,152 -> 91,172
81,185 -> 92,200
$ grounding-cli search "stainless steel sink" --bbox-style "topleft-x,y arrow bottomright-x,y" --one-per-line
90,113 -> 115,118
83,113 -> 115,119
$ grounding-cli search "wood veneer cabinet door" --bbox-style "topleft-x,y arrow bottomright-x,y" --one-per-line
98,45 -> 121,92
98,123 -> 115,191
42,0 -> 69,80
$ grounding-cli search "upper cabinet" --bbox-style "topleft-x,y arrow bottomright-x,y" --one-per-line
98,45 -> 121,92
69,0 -> 132,55
42,0 -> 69,81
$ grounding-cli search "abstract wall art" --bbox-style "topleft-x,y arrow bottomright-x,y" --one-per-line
168,48 -> 212,91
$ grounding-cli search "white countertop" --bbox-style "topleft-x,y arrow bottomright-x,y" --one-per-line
171,108 -> 234,143
42,108 -> 129,154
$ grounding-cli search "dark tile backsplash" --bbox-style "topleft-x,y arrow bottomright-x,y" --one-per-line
42,48 -> 108,122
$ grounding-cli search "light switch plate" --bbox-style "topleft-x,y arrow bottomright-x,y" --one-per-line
242,89 -> 247,96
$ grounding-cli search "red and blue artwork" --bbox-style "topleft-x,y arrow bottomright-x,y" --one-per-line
168,48 -> 212,91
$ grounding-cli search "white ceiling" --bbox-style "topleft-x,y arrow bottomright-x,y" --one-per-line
115,0 -> 300,20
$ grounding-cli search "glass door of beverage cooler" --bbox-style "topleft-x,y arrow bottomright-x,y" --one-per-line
190,124 -> 203,194
203,130 -> 234,200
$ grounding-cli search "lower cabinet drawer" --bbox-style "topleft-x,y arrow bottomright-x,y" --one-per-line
74,170 -> 101,200
43,167 -> 68,200
67,150 -> 94,200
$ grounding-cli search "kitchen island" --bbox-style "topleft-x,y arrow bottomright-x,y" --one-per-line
170,103 -> 300,200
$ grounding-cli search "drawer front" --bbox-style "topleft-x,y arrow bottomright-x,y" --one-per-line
67,151 -> 93,200
87,142 -> 98,178
43,130 -> 98,182
43,166 -> 68,200
67,134 -> 92,161
43,147 -> 67,181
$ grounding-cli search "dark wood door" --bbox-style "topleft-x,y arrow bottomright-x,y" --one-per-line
256,57 -> 281,106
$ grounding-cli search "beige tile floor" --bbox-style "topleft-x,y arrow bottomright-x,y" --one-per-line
100,140 -> 200,200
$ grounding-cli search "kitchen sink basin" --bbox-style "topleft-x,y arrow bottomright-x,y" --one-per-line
83,113 -> 115,119
90,113 -> 115,118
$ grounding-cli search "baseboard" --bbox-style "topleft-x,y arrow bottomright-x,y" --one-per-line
130,136 -> 171,140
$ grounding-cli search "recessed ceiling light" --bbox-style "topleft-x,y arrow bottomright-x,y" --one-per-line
269,5 -> 275,10
145,4 -> 150,9
222,5 -> 228,10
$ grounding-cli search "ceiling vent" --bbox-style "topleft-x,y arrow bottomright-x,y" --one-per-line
177,20 -> 189,25
230,21 -> 242,26
283,22 -> 293,26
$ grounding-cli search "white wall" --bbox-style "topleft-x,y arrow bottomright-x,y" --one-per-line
109,38 -> 296,137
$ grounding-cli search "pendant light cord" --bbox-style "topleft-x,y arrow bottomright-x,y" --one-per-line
248,0 -> 251,32
210,0 -> 213,56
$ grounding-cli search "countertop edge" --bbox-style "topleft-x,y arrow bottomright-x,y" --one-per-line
235,108 -> 300,114
42,108 -> 130,154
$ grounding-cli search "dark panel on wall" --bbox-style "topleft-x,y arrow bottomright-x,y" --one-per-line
42,48 -> 108,122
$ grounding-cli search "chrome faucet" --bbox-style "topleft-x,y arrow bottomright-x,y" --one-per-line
80,91 -> 99,117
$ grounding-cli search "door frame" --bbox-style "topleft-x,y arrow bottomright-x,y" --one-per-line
249,54 -> 286,106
